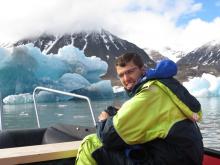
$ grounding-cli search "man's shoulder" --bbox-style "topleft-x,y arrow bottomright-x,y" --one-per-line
136,80 -> 162,95
141,79 -> 162,89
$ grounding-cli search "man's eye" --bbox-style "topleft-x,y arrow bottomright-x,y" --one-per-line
127,70 -> 133,74
118,74 -> 123,78
117,67 -> 137,78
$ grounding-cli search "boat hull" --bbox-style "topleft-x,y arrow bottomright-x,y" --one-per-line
0,124 -> 220,165
203,147 -> 220,165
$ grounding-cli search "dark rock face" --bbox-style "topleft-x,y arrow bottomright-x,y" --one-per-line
14,29 -> 155,78
176,40 -> 220,81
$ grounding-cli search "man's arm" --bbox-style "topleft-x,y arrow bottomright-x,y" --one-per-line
96,116 -> 128,149
96,106 -> 128,149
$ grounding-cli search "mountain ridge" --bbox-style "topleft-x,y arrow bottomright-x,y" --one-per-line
14,29 -> 155,79
7,30 -> 220,82
176,40 -> 220,81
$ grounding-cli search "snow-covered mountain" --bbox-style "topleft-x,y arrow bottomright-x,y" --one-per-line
177,40 -> 220,65
14,29 -> 155,78
158,47 -> 185,62
144,47 -> 185,63
145,41 -> 220,81
143,48 -> 166,62
177,40 -> 220,81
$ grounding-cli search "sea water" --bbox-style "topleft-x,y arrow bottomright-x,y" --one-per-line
1,97 -> 220,151
197,97 -> 220,151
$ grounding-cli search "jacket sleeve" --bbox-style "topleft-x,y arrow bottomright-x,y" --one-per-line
96,83 -> 161,148
96,116 -> 128,149
96,84 -> 158,148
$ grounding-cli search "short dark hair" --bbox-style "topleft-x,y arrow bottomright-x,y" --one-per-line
115,52 -> 144,68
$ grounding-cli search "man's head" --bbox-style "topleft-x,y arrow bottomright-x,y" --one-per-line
115,53 -> 145,91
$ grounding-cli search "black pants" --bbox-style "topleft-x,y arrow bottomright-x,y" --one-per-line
92,139 -> 203,165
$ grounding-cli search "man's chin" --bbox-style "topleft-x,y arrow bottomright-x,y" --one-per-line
124,86 -> 133,97
125,85 -> 134,91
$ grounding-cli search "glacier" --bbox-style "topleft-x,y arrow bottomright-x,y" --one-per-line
0,44 -> 113,104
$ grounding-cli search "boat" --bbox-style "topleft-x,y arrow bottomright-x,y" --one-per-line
0,86 -> 96,165
204,148 -> 220,165
0,87 -> 219,165
0,123 -> 95,164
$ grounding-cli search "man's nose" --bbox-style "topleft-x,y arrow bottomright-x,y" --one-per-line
123,73 -> 130,81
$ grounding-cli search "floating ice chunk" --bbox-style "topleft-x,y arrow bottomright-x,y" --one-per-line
112,86 -> 127,98
54,113 -> 64,117
3,93 -> 33,104
113,86 -> 125,93
183,73 -> 220,97
19,112 -> 29,116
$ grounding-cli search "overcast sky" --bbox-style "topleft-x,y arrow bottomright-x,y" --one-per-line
1,0 -> 220,52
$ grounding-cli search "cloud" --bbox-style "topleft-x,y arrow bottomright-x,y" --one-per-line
177,17 -> 220,51
0,0 -> 219,53
127,0 -> 202,21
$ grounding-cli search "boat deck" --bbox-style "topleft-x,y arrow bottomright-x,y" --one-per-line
0,141 -> 81,165
0,141 -> 220,165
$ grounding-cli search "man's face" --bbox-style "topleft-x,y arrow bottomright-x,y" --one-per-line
116,61 -> 145,90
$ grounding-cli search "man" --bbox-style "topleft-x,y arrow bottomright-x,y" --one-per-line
75,52 -> 203,165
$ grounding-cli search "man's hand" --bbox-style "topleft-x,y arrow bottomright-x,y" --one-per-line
104,106 -> 119,116
98,111 -> 110,122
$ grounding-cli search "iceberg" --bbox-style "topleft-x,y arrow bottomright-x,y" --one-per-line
112,86 -> 127,98
58,73 -> 91,91
0,44 -> 113,104
183,73 -> 220,97
56,45 -> 108,82
82,80 -> 114,99
3,93 -> 33,105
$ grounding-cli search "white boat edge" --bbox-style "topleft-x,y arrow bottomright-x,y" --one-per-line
0,140 -> 81,164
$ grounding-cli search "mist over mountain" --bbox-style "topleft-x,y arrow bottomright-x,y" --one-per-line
14,29 -> 155,79
0,42 -> 13,49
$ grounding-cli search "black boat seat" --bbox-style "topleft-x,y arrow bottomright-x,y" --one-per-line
0,124 -> 95,149
42,123 -> 96,144
0,128 -> 46,149
0,131 -> 15,148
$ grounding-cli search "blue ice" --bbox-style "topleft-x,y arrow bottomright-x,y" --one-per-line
0,44 -> 112,104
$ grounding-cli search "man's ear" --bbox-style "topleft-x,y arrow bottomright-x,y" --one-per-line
141,66 -> 146,74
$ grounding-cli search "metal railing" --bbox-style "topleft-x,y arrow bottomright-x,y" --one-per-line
33,86 -> 96,128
